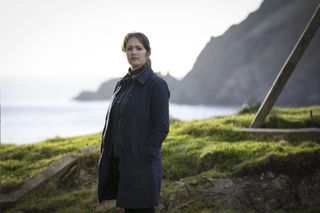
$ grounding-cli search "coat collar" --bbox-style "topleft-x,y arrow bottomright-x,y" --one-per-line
135,67 -> 153,85
123,65 -> 153,85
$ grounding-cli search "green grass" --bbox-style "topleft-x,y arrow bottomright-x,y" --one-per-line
1,105 -> 320,212
160,105 -> 320,179
0,133 -> 100,193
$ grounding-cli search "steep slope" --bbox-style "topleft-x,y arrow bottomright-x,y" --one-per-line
172,0 -> 320,106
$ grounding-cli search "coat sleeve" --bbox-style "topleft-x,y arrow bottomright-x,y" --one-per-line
147,78 -> 170,154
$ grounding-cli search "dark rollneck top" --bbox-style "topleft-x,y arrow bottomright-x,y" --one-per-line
128,64 -> 147,78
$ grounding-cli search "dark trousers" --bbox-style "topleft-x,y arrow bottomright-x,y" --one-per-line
124,208 -> 155,213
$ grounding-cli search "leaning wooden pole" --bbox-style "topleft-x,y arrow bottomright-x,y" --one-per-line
250,3 -> 320,128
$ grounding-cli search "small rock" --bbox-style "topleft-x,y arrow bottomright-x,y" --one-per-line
267,171 -> 276,179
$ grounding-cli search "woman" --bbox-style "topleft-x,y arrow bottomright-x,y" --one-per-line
98,32 -> 170,213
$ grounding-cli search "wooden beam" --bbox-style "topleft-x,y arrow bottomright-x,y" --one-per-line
250,3 -> 320,128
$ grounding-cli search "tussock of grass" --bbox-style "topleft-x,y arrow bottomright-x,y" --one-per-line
163,138 -> 320,179
233,147 -> 320,177
263,105 -> 320,128
161,105 -> 320,179
7,185 -> 97,213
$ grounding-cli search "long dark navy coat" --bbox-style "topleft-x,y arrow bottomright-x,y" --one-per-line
98,67 -> 170,208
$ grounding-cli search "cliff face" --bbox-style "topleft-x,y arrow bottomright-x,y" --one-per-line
75,0 -> 320,106
171,0 -> 320,106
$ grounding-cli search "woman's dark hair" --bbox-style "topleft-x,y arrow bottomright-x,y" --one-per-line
122,32 -> 151,54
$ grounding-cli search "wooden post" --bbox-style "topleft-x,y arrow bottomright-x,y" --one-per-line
0,92 -> 1,145
250,3 -> 320,128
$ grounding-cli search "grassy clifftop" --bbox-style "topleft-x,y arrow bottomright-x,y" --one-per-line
1,105 -> 320,212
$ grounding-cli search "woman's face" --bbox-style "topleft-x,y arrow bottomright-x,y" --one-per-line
125,37 -> 149,71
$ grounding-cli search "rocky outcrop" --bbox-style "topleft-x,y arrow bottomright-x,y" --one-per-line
74,78 -> 119,101
159,171 -> 320,212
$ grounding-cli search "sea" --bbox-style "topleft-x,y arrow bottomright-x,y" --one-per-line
0,76 -> 239,144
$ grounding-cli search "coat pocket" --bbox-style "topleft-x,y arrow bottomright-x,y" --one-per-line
143,146 -> 154,164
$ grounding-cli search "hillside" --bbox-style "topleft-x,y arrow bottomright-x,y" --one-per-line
1,105 -> 320,212
75,0 -> 320,106
172,0 -> 320,106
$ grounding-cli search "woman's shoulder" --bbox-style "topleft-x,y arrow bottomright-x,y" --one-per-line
148,70 -> 170,94
149,70 -> 168,85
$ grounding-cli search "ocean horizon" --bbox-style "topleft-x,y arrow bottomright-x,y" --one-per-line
0,76 -> 239,144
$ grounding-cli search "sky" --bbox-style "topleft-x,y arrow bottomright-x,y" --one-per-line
0,0 -> 263,82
